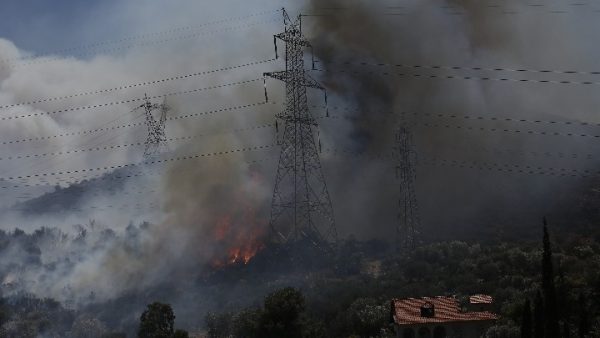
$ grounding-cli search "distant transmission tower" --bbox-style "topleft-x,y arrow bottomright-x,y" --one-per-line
395,125 -> 420,252
264,9 -> 337,246
135,94 -> 169,159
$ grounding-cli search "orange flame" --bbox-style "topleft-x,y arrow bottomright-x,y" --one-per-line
210,207 -> 266,268
209,167 -> 268,268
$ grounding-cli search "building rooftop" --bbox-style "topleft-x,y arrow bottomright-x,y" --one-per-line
392,296 -> 498,325
469,294 -> 494,304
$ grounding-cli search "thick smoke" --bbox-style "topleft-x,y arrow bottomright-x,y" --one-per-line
307,0 -> 600,239
0,0 -> 599,318
0,0 -> 288,306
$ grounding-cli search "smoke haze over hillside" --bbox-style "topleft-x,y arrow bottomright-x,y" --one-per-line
0,0 -> 599,316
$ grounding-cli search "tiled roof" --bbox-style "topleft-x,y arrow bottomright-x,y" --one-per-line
470,294 -> 494,304
392,296 -> 498,325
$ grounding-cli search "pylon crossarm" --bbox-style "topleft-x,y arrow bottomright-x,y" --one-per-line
278,115 -> 316,126
302,75 -> 325,90
264,71 -> 290,82
274,31 -> 312,47
264,71 -> 324,91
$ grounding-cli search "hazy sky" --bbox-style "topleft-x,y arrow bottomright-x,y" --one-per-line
0,1 -> 293,56
2,0 -> 600,239
0,0 -> 113,53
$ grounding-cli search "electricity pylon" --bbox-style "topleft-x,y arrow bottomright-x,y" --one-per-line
395,125 -> 420,252
264,9 -> 337,247
135,94 -> 169,159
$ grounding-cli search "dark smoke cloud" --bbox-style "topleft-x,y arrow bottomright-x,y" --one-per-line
1,0 -> 600,312
306,0 -> 600,239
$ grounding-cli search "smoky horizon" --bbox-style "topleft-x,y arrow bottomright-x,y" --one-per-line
0,1 -> 598,337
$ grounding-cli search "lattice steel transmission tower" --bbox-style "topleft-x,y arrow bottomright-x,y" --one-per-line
135,94 -> 170,159
395,125 -> 420,252
264,9 -> 337,246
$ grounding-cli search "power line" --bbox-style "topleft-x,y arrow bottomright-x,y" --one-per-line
0,135 -> 196,161
0,114 -> 277,189
0,59 -> 275,110
5,114 -> 594,182
12,110 -> 144,184
0,123 -> 274,161
0,144 -> 276,183
7,155 -> 279,215
167,101 -> 273,121
0,79 -> 262,121
317,59 -> 600,79
421,157 -> 596,178
462,146 -> 594,161
1,168 -> 152,190
3,19 -> 280,69
441,2 -> 600,15
0,10 -> 279,65
315,67 -> 600,86
404,110 -> 600,128
421,122 -> 600,139
0,88 -> 269,192
10,202 -> 160,214
316,105 -> 600,133
314,106 -> 600,158
0,122 -> 277,189
0,101 -> 271,146
0,154 -> 276,192
309,3 -> 600,16
322,147 -> 599,179
323,142 -> 596,165
11,155 -> 276,198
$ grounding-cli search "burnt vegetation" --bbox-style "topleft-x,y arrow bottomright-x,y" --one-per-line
0,220 -> 598,336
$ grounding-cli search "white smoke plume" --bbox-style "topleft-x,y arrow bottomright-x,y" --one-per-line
0,0 -> 291,304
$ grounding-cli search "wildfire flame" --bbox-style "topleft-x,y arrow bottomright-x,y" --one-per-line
209,165 -> 268,268
210,200 -> 267,267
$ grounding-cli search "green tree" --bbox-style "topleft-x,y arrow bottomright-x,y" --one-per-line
138,302 -> 175,338
562,321 -> 571,338
577,293 -> 589,338
542,220 -> 560,338
521,299 -> 532,338
173,329 -> 189,338
259,287 -> 305,338
300,315 -> 326,338
346,298 -> 389,337
534,291 -> 544,338
231,308 -> 262,338
71,316 -> 108,338
0,298 -> 10,327
205,312 -> 232,338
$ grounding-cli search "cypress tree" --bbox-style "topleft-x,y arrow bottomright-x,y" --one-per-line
556,268 -> 569,322
542,219 -> 560,338
534,291 -> 544,338
563,321 -> 571,338
521,299 -> 532,338
138,302 -> 175,338
577,293 -> 589,338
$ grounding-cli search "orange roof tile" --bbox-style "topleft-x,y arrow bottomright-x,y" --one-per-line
470,294 -> 494,304
392,296 -> 498,325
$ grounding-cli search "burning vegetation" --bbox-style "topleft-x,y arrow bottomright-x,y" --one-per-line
210,196 -> 268,268
210,214 -> 266,268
